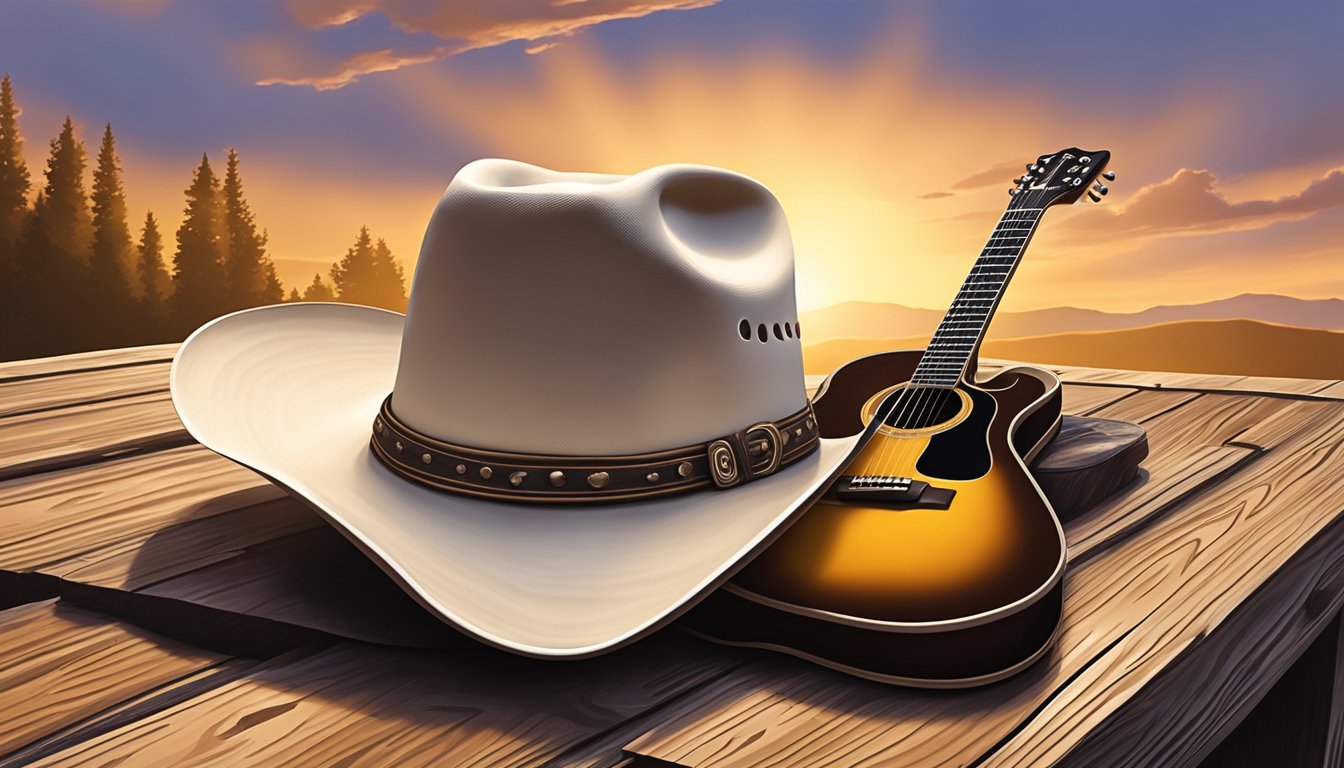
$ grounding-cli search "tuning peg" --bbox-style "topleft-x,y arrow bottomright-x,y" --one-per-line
1088,191 -> 1102,203
1092,183 -> 1109,196
1025,163 -> 1034,171
1102,171 -> 1116,181
1009,188 -> 1019,196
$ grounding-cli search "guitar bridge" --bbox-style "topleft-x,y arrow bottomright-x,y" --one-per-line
831,475 -> 956,509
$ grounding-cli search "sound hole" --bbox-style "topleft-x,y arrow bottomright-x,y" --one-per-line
883,385 -> 965,431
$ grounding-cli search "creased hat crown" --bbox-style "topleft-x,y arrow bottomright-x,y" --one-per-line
390,159 -> 807,455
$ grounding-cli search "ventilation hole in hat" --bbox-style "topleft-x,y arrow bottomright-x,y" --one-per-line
784,322 -> 793,338
738,318 -> 751,340
794,321 -> 801,338
773,323 -> 784,340
757,323 -> 768,343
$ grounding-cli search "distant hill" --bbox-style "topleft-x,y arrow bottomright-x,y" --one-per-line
802,319 -> 1344,380
800,294 -> 1344,341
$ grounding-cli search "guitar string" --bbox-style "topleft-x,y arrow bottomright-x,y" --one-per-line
909,202 -> 1039,431
875,197 -> 1038,478
881,202 -> 1033,476
890,194 -> 1043,476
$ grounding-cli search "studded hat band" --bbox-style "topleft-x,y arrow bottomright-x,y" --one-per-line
369,395 -> 820,504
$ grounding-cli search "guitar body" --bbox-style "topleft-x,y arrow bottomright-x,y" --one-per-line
685,350 -> 1067,686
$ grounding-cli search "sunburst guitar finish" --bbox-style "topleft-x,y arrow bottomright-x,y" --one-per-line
683,350 -> 1065,686
684,146 -> 1115,686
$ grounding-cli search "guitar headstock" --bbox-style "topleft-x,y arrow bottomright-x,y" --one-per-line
1011,147 -> 1114,208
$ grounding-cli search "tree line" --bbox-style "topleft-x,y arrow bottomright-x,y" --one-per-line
0,73 -> 407,361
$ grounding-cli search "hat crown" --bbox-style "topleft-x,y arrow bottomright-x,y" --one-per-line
391,159 -> 807,455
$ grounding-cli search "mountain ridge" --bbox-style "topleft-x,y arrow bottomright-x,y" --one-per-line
800,293 -> 1344,341
801,318 -> 1344,380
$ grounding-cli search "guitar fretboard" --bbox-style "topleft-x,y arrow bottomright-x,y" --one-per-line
910,206 -> 1045,388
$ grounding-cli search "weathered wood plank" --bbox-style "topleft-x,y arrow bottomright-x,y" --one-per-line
1313,380 -> 1344,400
0,657 -> 262,768
1067,394 -> 1325,562
1051,365 -> 1340,399
133,526 -> 470,649
0,393 -> 190,482
0,344 -> 177,383
0,445 -> 287,582
622,403 -> 1344,768
30,638 -> 739,768
0,363 -> 170,418
1053,365 -> 1249,390
1084,389 -> 1201,424
1232,376 -> 1342,396
0,599 -> 224,761
983,404 -> 1344,767
1059,384 -> 1138,417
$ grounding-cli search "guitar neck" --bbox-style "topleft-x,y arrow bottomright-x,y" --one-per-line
910,203 -> 1047,387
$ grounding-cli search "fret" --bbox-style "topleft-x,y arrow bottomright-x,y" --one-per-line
898,204 -> 1045,383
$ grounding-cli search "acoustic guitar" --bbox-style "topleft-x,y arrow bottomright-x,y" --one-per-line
686,147 -> 1115,687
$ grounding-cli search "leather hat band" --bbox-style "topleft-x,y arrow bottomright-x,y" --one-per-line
369,395 -> 820,504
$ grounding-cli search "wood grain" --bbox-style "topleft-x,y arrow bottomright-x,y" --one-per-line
0,363 -> 170,418
30,638 -> 739,768
0,393 -> 190,482
0,344 -> 177,383
1053,365 -> 1248,390
1059,384 -> 1138,417
1051,365 -> 1340,399
1084,389 -> 1201,424
0,446 -> 287,581
622,401 -> 1344,768
5,345 -> 1343,767
135,526 -> 470,649
1066,394 -> 1330,562
0,599 -> 223,761
982,403 -> 1344,767
1312,380 -> 1344,400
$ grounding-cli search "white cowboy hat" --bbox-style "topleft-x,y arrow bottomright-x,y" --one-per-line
170,159 -> 860,658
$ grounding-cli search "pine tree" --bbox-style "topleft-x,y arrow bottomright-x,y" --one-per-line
370,237 -> 408,311
11,120 -> 95,357
329,226 -> 377,305
301,272 -> 336,301
0,74 -> 30,359
136,211 -> 170,335
221,148 -> 282,310
258,228 -> 283,304
170,153 -> 227,336
39,117 -> 92,264
285,287 -> 301,302
87,124 -> 136,348
13,192 -> 86,357
0,73 -> 30,265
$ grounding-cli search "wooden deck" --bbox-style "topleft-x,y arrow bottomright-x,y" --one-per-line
1,346 -> 1342,767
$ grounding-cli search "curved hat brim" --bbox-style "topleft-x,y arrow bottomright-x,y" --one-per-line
170,303 -> 859,658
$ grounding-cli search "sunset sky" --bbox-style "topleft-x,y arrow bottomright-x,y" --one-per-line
1,0 -> 1341,312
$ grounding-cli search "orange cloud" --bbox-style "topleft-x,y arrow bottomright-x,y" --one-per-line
265,0 -> 720,89
256,45 -> 458,90
1068,166 -> 1344,239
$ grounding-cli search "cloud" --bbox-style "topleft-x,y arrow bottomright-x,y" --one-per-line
918,160 -> 1026,200
1070,166 -> 1344,239
256,45 -> 458,90
264,0 -> 720,89
949,160 -> 1024,191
